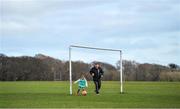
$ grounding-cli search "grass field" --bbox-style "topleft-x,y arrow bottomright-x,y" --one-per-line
0,81 -> 180,108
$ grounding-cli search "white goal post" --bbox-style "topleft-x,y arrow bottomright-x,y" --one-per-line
69,45 -> 123,95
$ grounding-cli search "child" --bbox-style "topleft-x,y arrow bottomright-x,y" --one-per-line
74,75 -> 88,95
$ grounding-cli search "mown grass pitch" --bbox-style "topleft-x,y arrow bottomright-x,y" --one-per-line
0,81 -> 180,108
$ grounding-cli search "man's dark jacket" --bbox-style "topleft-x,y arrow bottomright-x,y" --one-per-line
90,67 -> 104,81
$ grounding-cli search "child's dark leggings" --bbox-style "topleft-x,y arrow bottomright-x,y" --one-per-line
94,79 -> 101,94
77,89 -> 80,94
77,87 -> 84,95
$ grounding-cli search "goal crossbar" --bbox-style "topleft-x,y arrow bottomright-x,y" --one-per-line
70,45 -> 122,52
69,45 -> 123,95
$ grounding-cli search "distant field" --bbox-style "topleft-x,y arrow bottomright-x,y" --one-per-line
0,81 -> 180,108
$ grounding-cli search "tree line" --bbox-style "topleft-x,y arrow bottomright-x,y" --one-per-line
0,54 -> 180,81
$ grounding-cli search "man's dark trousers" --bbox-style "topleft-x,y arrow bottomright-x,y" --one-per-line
94,79 -> 101,94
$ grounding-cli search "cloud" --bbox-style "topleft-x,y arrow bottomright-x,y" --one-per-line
1,20 -> 27,32
1,0 -> 180,65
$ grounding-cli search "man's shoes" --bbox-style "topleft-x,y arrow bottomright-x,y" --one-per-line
95,90 -> 100,95
96,91 -> 100,95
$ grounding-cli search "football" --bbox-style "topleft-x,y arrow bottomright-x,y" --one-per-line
82,90 -> 87,96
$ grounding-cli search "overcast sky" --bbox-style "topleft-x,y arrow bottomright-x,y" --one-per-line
0,0 -> 180,65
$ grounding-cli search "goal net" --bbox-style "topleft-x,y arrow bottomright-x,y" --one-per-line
69,45 -> 123,95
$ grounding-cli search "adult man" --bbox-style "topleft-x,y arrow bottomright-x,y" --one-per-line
90,63 -> 104,95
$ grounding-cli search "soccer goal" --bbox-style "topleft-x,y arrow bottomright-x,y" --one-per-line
69,45 -> 123,95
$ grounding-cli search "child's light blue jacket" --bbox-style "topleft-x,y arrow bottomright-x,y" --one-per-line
74,78 -> 88,88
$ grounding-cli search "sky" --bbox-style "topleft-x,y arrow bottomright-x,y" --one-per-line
0,0 -> 180,66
